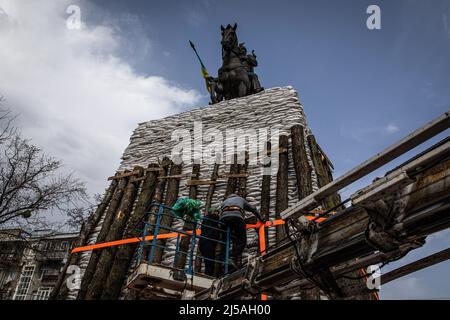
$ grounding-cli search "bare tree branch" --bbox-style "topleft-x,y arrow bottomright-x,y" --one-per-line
0,101 -> 88,230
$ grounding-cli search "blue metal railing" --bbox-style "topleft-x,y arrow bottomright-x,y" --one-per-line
134,202 -> 231,277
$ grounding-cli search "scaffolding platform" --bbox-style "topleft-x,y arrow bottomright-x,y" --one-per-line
126,262 -> 214,299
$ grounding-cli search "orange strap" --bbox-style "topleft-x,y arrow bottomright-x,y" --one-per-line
72,216 -> 325,254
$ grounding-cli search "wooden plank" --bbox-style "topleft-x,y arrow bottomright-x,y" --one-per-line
186,180 -> 217,186
158,174 -> 185,179
107,169 -> 140,181
220,173 -> 250,178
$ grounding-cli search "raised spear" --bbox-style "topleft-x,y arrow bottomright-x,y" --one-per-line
189,40 -> 212,93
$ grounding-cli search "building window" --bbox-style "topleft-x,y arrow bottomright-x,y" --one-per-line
39,268 -> 49,280
35,287 -> 52,300
14,265 -> 35,300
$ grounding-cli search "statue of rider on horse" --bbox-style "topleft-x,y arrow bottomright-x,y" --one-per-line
190,23 -> 264,104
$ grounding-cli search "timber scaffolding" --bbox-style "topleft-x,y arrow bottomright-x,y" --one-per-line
49,86 -> 450,300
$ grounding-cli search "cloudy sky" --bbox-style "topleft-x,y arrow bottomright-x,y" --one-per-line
0,0 -> 449,299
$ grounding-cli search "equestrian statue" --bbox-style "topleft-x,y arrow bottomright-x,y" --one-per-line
190,23 -> 264,104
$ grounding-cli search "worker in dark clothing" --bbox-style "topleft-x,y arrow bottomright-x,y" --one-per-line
198,208 -> 221,276
219,193 -> 266,273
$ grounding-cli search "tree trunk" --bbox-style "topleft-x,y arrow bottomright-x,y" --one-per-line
152,161 -> 183,263
307,134 -> 341,211
291,125 -> 313,200
214,155 -> 239,275
275,135 -> 289,243
288,128 -> 319,300
85,167 -> 143,300
194,163 -> 219,272
260,142 -> 271,249
100,164 -> 160,299
237,152 -> 249,198
77,175 -> 130,299
143,158 -> 170,261
224,154 -> 238,199
50,179 -> 119,300
175,164 -> 200,270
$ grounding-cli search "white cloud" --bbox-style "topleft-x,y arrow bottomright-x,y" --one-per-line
0,0 -> 201,196
385,123 -> 399,134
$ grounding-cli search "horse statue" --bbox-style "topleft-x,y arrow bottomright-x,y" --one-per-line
216,23 -> 252,100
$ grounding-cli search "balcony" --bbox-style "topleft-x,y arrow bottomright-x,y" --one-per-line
35,250 -> 67,262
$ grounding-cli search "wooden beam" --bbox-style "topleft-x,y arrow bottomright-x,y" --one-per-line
158,174 -> 185,180
260,141 -> 272,246
108,169 -> 142,181
381,248 -> 450,285
291,125 -> 313,201
195,163 -> 220,272
275,135 -> 289,243
282,110 -> 450,219
186,179 -> 217,186
224,154 -> 239,199
175,164 -> 201,270
220,173 -> 250,178
152,161 -> 183,263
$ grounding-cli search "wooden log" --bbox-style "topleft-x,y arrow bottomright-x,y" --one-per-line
290,126 -> 319,300
307,134 -> 339,211
291,125 -> 313,200
85,167 -> 144,300
215,156 -> 239,275
260,142 -> 272,246
186,180 -> 217,186
77,175 -> 130,299
142,157 -> 170,260
220,173 -> 249,178
100,164 -> 160,300
49,178 -> 119,300
224,154 -> 239,199
175,164 -> 200,270
107,169 -> 141,181
275,135 -> 289,243
152,161 -> 183,263
194,163 -> 220,272
237,152 -> 249,198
